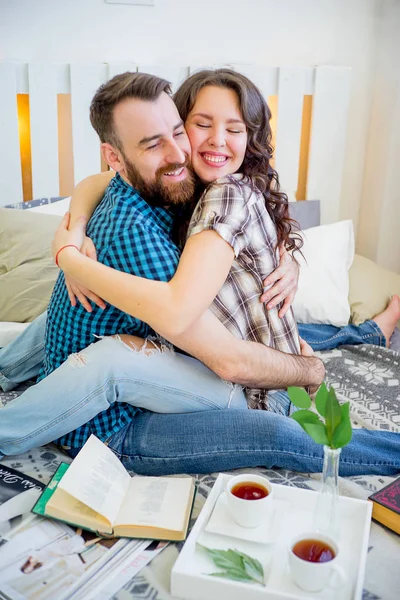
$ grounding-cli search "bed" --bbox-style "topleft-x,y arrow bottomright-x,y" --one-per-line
1,63 -> 399,599
1,195 -> 400,599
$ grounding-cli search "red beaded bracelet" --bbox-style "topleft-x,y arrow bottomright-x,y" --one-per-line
55,244 -> 79,268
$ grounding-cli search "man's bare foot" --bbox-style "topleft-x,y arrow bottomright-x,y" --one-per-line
372,295 -> 400,347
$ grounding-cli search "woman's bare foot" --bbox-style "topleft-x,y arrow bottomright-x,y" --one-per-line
372,295 -> 400,347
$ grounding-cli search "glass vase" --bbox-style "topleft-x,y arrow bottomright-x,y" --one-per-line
313,445 -> 341,541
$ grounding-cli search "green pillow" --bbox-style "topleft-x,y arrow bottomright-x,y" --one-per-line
0,208 -> 61,322
349,254 -> 400,325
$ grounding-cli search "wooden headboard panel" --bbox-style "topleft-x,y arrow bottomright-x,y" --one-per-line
0,63 -> 350,224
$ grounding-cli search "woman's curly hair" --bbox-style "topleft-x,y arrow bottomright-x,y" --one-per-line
172,68 -> 303,254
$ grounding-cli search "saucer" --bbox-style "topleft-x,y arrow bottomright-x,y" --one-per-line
204,492 -> 288,544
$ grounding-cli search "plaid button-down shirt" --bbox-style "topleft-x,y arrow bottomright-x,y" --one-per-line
39,174 -> 181,448
188,175 -> 300,409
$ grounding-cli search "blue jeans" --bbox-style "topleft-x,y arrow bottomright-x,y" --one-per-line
0,311 -> 47,391
70,410 -> 399,477
0,314 -> 399,476
0,334 -> 251,456
0,324 -> 398,477
298,321 -> 385,350
0,313 -> 386,392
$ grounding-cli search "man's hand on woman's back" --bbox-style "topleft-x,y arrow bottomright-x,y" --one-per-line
260,246 -> 299,317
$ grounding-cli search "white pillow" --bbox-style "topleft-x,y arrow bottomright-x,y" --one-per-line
292,220 -> 354,327
28,197 -> 71,216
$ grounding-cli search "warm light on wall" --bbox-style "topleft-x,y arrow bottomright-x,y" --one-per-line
17,94 -> 32,201
58,94 -> 75,197
297,95 -> 312,201
267,94 -> 312,200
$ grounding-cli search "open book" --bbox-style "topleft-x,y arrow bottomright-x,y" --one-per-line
32,435 -> 196,541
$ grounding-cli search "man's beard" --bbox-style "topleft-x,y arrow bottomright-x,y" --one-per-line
123,155 -> 196,208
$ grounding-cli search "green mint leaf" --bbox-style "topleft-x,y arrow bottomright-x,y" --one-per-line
287,386 -> 312,409
291,409 -> 322,426
325,387 -> 342,445
197,545 -> 243,571
315,382 -> 329,417
198,545 -> 265,585
215,549 -> 245,571
332,401 -> 353,448
302,422 -> 330,445
235,550 -> 264,584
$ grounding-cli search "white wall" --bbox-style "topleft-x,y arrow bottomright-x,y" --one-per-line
0,0 -> 397,269
357,0 -> 400,272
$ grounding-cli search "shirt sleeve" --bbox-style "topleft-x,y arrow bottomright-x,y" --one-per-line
188,181 -> 250,257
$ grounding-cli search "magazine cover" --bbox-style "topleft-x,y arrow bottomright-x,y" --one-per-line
0,466 -> 45,538
0,514 -> 161,600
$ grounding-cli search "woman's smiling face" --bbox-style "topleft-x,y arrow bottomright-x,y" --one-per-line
184,85 -> 248,183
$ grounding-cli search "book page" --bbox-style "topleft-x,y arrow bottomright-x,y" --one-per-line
47,488 -> 111,534
115,476 -> 193,531
58,435 -> 130,525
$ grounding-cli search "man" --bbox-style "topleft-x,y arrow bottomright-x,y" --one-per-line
0,72 -> 398,477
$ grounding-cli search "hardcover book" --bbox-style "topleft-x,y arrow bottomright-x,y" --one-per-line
32,435 -> 195,541
369,477 -> 400,535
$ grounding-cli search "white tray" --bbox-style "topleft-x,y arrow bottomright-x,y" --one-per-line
171,473 -> 372,600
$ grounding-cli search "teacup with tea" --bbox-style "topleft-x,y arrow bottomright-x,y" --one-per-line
288,531 -> 347,592
226,474 -> 273,528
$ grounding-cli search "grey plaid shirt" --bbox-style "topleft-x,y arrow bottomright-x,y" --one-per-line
188,174 -> 300,410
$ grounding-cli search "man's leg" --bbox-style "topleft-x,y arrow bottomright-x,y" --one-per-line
298,321 -> 385,351
0,312 -> 47,391
103,409 -> 400,477
0,336 -> 246,457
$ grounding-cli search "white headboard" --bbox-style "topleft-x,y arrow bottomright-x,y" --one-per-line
0,62 -> 351,224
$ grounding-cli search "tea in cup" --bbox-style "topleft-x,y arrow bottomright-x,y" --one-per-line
288,531 -> 347,592
226,474 -> 273,528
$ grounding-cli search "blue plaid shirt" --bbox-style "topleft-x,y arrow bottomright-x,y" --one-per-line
39,174 -> 181,448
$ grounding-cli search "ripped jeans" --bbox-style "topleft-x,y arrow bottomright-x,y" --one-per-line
0,335 -> 252,456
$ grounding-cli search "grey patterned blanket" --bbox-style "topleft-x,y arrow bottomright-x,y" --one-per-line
1,344 -> 399,599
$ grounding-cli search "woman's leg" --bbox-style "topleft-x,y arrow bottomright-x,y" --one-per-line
104,409 -> 400,477
0,312 -> 47,391
299,296 -> 400,351
0,336 -> 246,456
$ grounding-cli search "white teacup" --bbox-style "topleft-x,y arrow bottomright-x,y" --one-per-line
225,474 -> 273,528
288,531 -> 347,593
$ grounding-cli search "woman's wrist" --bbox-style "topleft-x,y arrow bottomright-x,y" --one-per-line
55,245 -> 80,269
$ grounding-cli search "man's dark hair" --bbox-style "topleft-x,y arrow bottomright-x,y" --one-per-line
90,72 -> 171,149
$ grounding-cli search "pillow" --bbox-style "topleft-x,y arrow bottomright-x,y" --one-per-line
28,196 -> 71,216
0,208 -> 61,323
349,254 -> 400,325
292,220 -> 354,326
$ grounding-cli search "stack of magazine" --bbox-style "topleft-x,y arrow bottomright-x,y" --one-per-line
0,464 -> 167,600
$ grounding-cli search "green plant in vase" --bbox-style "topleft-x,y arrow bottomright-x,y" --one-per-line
287,383 -> 353,540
